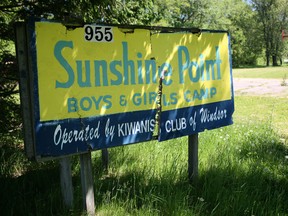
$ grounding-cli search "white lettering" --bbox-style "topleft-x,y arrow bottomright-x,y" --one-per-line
105,118 -> 115,141
165,118 -> 187,133
53,122 -> 101,150
117,119 -> 155,137
200,107 -> 227,123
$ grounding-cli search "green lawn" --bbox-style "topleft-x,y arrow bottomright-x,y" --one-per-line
1,96 -> 288,215
234,96 -> 288,136
233,66 -> 288,79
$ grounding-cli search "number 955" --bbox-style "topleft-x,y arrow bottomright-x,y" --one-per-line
84,25 -> 113,42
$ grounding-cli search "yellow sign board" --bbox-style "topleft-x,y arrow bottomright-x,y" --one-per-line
35,22 -> 232,122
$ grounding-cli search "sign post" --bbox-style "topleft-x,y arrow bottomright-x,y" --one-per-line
101,149 -> 109,171
80,152 -> 95,215
15,22 -> 35,159
188,134 -> 199,183
59,157 -> 73,208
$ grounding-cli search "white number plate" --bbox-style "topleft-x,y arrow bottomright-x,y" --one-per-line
84,25 -> 114,42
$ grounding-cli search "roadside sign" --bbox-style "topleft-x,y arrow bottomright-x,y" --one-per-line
16,20 -> 234,160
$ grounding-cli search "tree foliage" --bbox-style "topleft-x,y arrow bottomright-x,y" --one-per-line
202,0 -> 264,67
250,0 -> 288,66
154,0 -> 209,27
0,0 -> 21,134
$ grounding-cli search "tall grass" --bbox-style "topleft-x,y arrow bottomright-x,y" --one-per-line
1,96 -> 288,215
90,123 -> 288,216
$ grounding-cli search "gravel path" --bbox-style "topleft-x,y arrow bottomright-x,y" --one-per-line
233,78 -> 288,97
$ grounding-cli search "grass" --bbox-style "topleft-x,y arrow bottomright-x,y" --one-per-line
233,66 -> 288,79
234,96 -> 288,136
1,96 -> 288,215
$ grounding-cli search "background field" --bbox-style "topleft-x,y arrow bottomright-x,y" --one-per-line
1,67 -> 288,215
233,66 -> 288,79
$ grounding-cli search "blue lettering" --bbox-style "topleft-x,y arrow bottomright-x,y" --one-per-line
211,87 -> 217,97
189,61 -> 200,82
76,60 -> 91,87
193,90 -> 201,100
94,60 -> 108,86
91,96 -> 103,110
178,46 -> 190,84
110,60 -> 122,86
122,42 -> 136,85
205,60 -> 215,80
178,45 -> 222,83
132,93 -> 142,106
54,41 -> 74,88
183,88 -> 217,102
170,93 -> 177,105
137,52 -> 144,84
149,92 -> 157,104
103,95 -> 112,109
145,60 -> 157,84
68,97 -> 78,112
184,90 -> 191,102
215,46 -> 222,80
199,54 -> 205,81
200,88 -> 209,99
80,97 -> 92,111
205,47 -> 222,80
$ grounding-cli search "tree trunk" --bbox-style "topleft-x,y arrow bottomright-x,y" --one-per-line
272,55 -> 278,66
266,53 -> 270,66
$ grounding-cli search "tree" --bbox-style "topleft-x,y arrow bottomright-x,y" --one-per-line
0,0 -> 22,134
102,0 -> 161,25
250,0 -> 288,66
154,0 -> 209,27
202,0 -> 263,67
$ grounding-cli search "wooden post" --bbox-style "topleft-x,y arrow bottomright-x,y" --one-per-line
60,157 -> 73,208
188,133 -> 199,183
101,149 -> 109,171
80,152 -> 95,215
15,22 -> 35,159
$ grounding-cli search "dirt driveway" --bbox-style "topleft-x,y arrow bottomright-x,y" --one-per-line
233,78 -> 288,97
